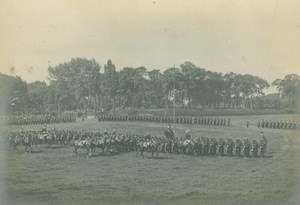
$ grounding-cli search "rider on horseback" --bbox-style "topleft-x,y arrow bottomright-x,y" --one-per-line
167,124 -> 174,139
145,132 -> 152,141
185,129 -> 192,140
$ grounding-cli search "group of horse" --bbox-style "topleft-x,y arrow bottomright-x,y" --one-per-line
5,129 -> 268,158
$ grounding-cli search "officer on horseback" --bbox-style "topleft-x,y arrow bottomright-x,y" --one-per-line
145,132 -> 152,142
185,129 -> 192,140
165,124 -> 175,141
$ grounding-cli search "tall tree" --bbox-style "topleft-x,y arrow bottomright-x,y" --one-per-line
27,81 -> 47,113
10,76 -> 29,115
102,59 -> 118,113
147,69 -> 165,108
48,58 -> 100,114
180,62 -> 206,108
272,74 -> 300,108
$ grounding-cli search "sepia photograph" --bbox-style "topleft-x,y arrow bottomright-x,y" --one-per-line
0,0 -> 299,204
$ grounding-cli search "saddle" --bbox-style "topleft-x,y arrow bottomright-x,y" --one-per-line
143,142 -> 150,147
183,140 -> 192,146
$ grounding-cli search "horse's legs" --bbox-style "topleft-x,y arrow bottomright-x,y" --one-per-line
74,146 -> 78,155
86,147 -> 90,158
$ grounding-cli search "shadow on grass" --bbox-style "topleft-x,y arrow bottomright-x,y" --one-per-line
145,156 -> 172,159
263,155 -> 274,158
44,146 -> 66,149
30,150 -> 43,153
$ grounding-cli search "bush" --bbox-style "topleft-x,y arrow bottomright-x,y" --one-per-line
77,111 -> 83,118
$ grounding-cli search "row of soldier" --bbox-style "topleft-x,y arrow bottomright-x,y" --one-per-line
6,114 -> 76,126
6,127 -> 267,158
258,119 -> 298,130
98,115 -> 230,126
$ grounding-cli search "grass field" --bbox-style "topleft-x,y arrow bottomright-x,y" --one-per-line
0,114 -> 299,205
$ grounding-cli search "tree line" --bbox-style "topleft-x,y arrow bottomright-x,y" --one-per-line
1,58 -> 299,115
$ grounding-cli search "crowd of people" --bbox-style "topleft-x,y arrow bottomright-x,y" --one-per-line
6,114 -> 76,126
257,119 -> 298,130
6,126 -> 267,158
98,115 -> 230,126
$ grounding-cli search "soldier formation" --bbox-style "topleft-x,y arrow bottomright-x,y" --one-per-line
6,127 -> 267,158
98,115 -> 230,126
6,114 -> 76,126
257,119 -> 298,130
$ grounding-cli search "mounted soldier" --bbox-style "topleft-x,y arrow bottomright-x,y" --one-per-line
182,129 -> 195,155
164,124 -> 175,153
164,124 -> 175,141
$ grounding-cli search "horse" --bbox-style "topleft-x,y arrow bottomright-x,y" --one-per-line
242,140 -> 251,158
10,134 -> 32,152
73,139 -> 92,157
10,135 -> 23,150
181,139 -> 195,155
217,139 -> 225,156
31,133 -> 39,148
225,139 -> 234,157
95,136 -> 107,154
136,138 -> 162,158
24,135 -> 33,152
234,139 -> 242,157
208,139 -> 217,156
194,138 -> 203,156
259,139 -> 266,157
164,128 -> 175,153
250,140 -> 258,158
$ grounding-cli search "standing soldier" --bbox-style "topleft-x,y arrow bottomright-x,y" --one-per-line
227,118 -> 230,126
246,121 -> 249,128
257,120 -> 261,128
276,120 -> 280,129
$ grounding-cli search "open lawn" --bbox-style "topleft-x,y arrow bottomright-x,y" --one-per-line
0,114 -> 299,205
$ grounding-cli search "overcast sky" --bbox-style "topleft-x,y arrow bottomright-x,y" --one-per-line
0,0 -> 300,92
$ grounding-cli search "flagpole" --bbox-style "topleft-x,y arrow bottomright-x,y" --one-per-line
173,65 -> 176,134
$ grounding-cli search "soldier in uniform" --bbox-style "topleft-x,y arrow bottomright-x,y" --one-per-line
251,140 -> 259,157
144,132 -> 152,147
217,138 -> 225,156
235,139 -> 242,157
185,129 -> 192,141
246,121 -> 249,128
